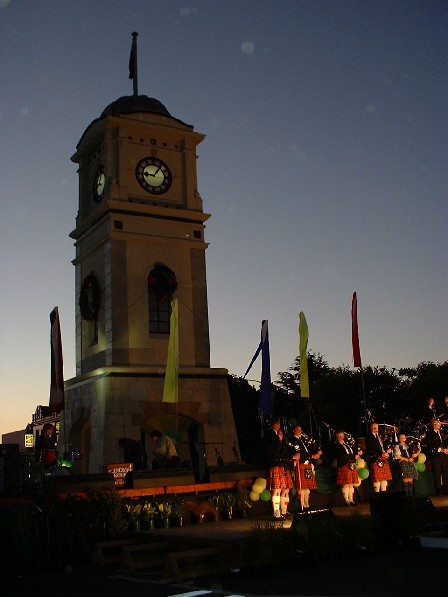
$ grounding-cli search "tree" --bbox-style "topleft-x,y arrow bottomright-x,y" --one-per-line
275,352 -> 330,398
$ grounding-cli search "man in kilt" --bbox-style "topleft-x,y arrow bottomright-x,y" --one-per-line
394,432 -> 420,497
334,430 -> 363,505
264,416 -> 298,519
365,422 -> 393,492
288,425 -> 321,510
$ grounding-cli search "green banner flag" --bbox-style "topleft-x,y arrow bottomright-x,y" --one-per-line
299,311 -> 309,398
162,299 -> 179,403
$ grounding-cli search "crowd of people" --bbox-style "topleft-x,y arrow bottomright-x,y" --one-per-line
263,394 -> 448,520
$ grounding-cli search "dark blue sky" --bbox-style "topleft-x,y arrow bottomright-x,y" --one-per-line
1,0 -> 447,436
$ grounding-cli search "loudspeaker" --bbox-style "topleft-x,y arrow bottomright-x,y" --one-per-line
369,491 -> 409,541
413,496 -> 434,512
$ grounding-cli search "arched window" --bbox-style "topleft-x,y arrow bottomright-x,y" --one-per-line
147,263 -> 177,334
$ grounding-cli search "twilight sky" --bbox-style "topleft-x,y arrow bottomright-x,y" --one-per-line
1,0 -> 447,438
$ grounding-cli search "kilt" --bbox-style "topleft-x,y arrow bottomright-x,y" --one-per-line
295,463 -> 317,490
398,460 -> 418,479
370,459 -> 392,482
268,466 -> 294,490
336,462 -> 359,486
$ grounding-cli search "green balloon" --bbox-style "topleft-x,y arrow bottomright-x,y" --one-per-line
415,462 -> 426,473
358,467 -> 369,480
260,488 -> 272,501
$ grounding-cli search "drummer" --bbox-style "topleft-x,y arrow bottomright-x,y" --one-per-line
35,423 -> 58,469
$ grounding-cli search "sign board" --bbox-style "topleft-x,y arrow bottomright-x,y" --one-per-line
106,462 -> 133,486
25,434 -> 34,448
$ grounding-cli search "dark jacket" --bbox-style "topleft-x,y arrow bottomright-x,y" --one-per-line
333,441 -> 356,468
263,427 -> 291,471
364,433 -> 385,464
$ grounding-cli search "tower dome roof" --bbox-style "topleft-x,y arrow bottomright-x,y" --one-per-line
100,95 -> 173,118
76,95 -> 192,149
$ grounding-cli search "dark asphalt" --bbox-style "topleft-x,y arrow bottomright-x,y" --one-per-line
4,496 -> 448,596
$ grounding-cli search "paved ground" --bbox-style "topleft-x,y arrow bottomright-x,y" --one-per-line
4,495 -> 448,596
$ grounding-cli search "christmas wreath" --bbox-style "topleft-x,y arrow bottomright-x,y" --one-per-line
79,273 -> 100,321
148,263 -> 177,305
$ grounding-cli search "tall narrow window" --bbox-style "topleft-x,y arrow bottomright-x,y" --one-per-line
147,263 -> 177,334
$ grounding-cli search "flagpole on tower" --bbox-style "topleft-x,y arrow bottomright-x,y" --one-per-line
351,292 -> 368,434
129,31 -> 139,96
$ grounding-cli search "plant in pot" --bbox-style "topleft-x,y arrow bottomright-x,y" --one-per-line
217,491 -> 237,520
235,486 -> 252,518
170,499 -> 188,526
125,502 -> 142,532
157,501 -> 173,528
141,501 -> 157,530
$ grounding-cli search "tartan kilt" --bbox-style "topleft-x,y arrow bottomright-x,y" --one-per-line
295,463 -> 317,490
370,459 -> 392,482
398,460 -> 418,479
268,466 -> 294,490
336,462 -> 359,485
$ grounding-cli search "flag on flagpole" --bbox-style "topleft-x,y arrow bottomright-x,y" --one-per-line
299,311 -> 310,398
129,32 -> 137,79
128,31 -> 139,95
243,320 -> 272,416
351,292 -> 362,368
163,299 -> 179,403
49,307 -> 64,412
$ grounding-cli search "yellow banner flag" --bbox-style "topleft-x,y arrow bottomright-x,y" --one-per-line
299,311 -> 309,398
162,299 -> 179,403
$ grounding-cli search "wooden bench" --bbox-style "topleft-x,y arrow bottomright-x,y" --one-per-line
91,538 -> 144,566
119,540 -> 171,573
163,546 -> 231,583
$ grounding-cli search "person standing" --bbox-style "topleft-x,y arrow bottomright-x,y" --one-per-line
34,423 -> 57,469
288,425 -> 321,510
422,397 -> 438,424
394,433 -> 419,498
333,430 -> 362,505
426,419 -> 448,495
365,422 -> 393,493
264,416 -> 297,520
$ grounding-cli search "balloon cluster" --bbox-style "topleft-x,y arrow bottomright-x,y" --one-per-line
414,452 -> 426,473
356,458 -> 370,482
250,477 -> 271,502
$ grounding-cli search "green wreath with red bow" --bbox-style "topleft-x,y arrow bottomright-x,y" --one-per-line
148,263 -> 177,305
79,273 -> 100,321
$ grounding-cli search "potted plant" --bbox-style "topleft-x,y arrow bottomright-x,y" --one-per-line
170,499 -> 188,526
141,501 -> 157,530
235,486 -> 252,519
125,502 -> 142,532
217,491 -> 237,520
157,501 -> 173,528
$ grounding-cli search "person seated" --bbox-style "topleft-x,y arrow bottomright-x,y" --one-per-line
148,430 -> 180,469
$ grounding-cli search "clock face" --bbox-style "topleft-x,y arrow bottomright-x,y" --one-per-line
93,168 -> 106,202
135,157 -> 172,194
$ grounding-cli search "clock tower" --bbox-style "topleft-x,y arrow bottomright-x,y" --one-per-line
63,92 -> 239,476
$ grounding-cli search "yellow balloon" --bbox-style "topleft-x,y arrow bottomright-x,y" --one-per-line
252,478 -> 267,493
249,491 -> 260,501
417,453 -> 426,464
356,458 -> 366,470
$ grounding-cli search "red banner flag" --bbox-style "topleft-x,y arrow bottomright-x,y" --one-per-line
49,307 -> 65,412
351,292 -> 362,368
